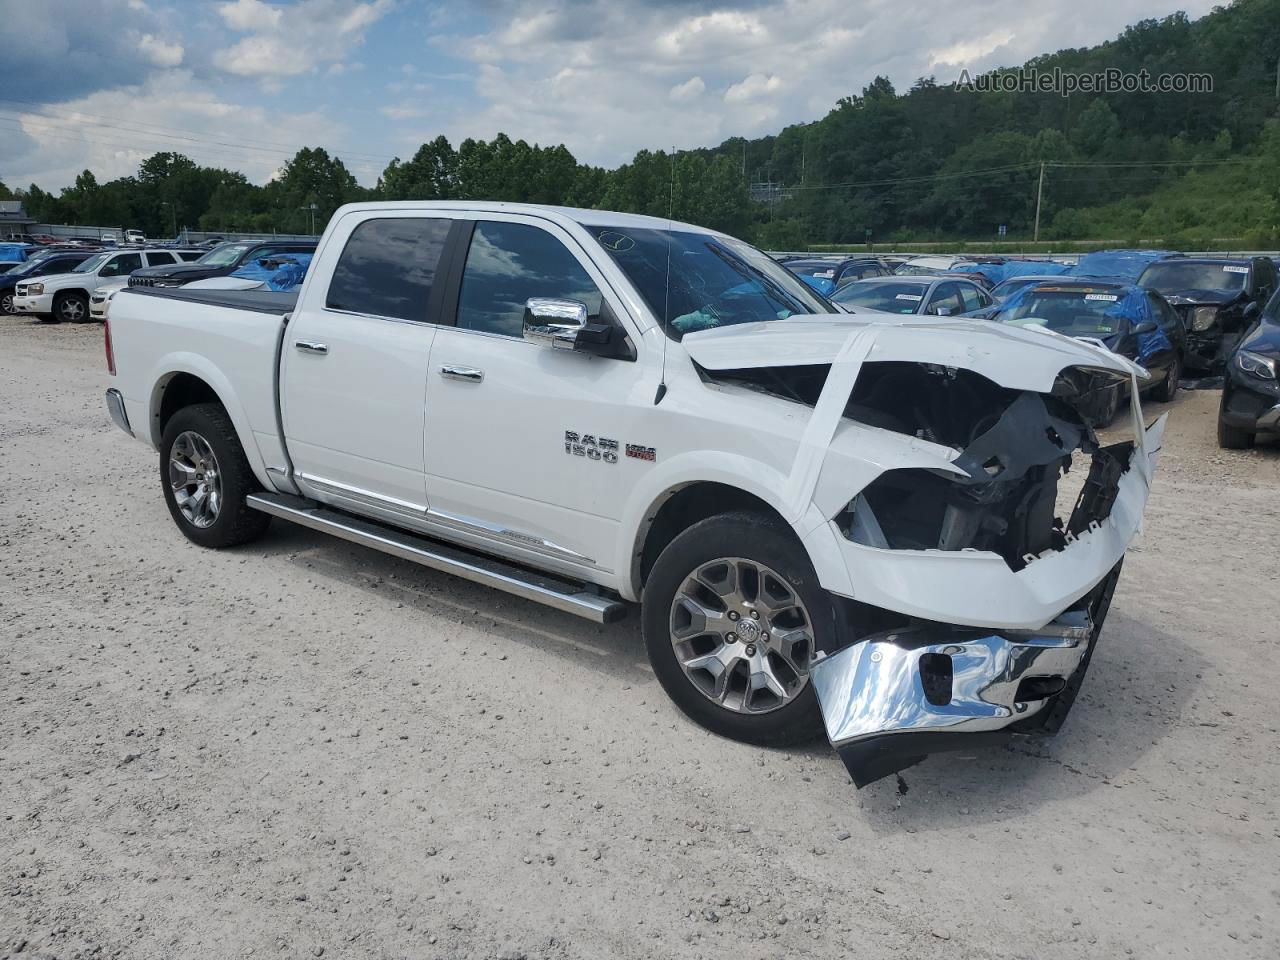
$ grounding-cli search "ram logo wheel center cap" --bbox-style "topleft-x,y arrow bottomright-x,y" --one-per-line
736,618 -> 764,645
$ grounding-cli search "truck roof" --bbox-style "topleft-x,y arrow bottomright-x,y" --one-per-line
331,201 -> 720,236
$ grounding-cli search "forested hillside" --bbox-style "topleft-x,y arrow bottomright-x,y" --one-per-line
5,0 -> 1280,247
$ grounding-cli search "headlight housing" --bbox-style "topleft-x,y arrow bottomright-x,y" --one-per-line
1236,350 -> 1277,380
26,283 -> 44,295
1190,306 -> 1218,332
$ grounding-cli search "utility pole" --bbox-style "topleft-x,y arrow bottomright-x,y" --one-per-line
1033,161 -> 1046,243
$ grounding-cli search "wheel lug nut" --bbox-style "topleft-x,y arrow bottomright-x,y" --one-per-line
728,611 -> 739,621
745,645 -> 757,657
750,610 -> 760,619
726,633 -> 737,642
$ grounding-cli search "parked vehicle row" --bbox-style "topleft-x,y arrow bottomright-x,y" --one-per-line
13,248 -> 203,323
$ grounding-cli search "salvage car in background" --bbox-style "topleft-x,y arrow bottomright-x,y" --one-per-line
831,275 -> 993,316
1,250 -> 99,316
1137,257 -> 1277,372
1217,307 -> 1280,448
103,201 -> 1165,787
782,257 -> 890,295
129,239 -> 318,288
989,279 -> 1185,424
13,248 -> 201,323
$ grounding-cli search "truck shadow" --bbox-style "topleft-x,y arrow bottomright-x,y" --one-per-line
254,522 -> 654,687
843,610 -> 1206,828
249,524 -> 1202,821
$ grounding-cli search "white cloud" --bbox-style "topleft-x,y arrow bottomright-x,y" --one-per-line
136,33 -> 185,68
669,76 -> 705,102
213,0 -> 392,78
426,0 -> 1221,167
216,0 -> 282,31
723,73 -> 782,104
1,71 -> 364,191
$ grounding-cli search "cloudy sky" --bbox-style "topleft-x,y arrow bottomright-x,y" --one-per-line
0,0 -> 1218,191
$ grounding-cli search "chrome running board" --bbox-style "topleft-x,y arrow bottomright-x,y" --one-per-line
246,492 -> 628,624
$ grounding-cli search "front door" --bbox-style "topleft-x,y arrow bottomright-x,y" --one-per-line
281,213 -> 454,515
422,216 -> 649,575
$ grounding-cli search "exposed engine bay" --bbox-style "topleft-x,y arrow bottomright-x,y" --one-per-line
704,359 -> 1132,572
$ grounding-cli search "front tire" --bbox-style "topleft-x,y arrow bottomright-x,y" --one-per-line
642,512 -> 828,747
53,291 -> 90,324
1152,352 -> 1181,403
0,291 -> 15,316
1217,417 -> 1254,450
160,403 -> 270,548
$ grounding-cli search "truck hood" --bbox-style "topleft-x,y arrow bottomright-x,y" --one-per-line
681,314 -> 1142,392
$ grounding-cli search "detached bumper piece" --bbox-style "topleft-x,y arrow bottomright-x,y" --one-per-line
813,567 -> 1119,788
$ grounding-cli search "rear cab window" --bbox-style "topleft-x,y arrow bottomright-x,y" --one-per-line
326,217 -> 453,322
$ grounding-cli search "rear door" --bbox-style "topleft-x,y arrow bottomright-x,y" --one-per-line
281,213 -> 455,515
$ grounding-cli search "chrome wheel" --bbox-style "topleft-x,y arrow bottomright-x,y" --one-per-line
0,292 -> 13,315
57,296 -> 86,322
669,557 -> 814,714
169,430 -> 222,528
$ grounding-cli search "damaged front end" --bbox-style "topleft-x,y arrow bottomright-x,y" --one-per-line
684,317 -> 1164,787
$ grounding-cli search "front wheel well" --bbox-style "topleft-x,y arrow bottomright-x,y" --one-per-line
635,483 -> 791,592
156,373 -> 223,441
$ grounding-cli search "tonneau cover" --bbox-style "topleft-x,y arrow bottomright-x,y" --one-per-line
118,285 -> 298,315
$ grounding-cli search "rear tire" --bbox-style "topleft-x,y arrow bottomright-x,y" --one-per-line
1217,417 -> 1254,450
642,512 -> 828,748
160,403 -> 270,548
53,291 -> 90,324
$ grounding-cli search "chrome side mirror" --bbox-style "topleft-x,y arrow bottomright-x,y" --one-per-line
523,298 -> 588,350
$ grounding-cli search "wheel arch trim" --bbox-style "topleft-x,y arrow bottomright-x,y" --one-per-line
146,355 -> 272,490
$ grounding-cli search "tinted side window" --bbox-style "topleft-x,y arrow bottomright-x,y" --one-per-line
147,252 -> 176,266
326,218 -> 452,321
456,221 -> 602,338
101,253 -> 143,277
178,251 -> 204,261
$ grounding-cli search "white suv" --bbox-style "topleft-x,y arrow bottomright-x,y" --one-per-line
14,248 -> 199,322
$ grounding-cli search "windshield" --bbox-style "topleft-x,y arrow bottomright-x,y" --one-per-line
73,254 -> 110,273
592,227 -> 834,338
893,262 -> 949,277
197,242 -> 253,267
994,289 -> 1127,337
831,280 -> 928,314
786,262 -> 839,279
1139,261 -> 1249,294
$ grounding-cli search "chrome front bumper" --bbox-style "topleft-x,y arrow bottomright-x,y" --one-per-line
105,388 -> 133,437
812,567 -> 1118,787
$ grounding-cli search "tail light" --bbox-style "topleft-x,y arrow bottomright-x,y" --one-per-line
104,316 -> 116,375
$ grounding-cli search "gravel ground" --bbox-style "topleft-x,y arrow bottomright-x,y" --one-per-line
2,316 -> 1278,960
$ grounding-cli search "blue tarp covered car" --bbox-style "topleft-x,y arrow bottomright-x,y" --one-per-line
951,259 -> 1071,287
1069,249 -> 1180,282
0,242 -> 31,265
988,278 -> 1186,423
230,253 -> 312,291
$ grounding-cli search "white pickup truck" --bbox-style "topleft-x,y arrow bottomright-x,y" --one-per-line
105,202 -> 1165,787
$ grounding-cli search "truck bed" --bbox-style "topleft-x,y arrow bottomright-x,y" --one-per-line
121,286 -> 299,315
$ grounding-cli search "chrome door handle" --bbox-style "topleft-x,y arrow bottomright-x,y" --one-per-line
440,365 -> 484,383
294,340 -> 328,354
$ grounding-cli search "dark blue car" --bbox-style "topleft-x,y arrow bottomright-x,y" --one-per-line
989,279 -> 1186,424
